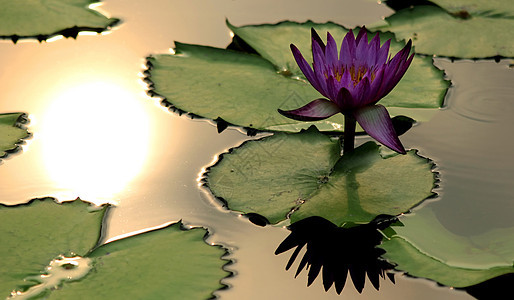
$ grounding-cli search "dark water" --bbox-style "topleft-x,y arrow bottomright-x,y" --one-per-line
1,0 -> 512,299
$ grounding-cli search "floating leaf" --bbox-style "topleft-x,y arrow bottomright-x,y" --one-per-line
0,0 -> 119,42
206,127 -> 435,225
428,0 -> 514,16
0,113 -> 29,160
0,198 -> 106,298
381,208 -> 514,287
49,223 -> 229,299
372,5 -> 514,58
0,198 -> 229,299
147,21 -> 447,133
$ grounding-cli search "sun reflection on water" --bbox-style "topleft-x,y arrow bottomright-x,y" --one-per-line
39,81 -> 150,204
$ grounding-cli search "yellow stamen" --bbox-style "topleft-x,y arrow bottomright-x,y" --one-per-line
326,65 -> 376,86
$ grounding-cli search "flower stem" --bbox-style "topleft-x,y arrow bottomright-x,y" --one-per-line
343,113 -> 356,155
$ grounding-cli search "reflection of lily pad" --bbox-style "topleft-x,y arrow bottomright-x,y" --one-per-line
147,21 -> 448,133
0,198 -> 106,298
380,208 -> 514,287
1,198 -> 229,299
372,5 -> 514,58
0,113 -> 30,160
0,0 -> 119,42
206,126 -> 435,225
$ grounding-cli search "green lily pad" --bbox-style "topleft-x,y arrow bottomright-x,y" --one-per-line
428,0 -> 514,16
206,126 -> 435,225
381,208 -> 514,287
0,0 -> 119,42
1,198 -> 229,299
0,198 -> 106,298
0,113 -> 30,160
147,21 -> 448,133
49,223 -> 229,299
372,5 -> 514,58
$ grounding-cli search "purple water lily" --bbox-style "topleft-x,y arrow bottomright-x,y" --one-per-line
278,28 -> 414,154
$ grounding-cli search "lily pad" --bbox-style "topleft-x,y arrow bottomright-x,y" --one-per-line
428,0 -> 514,16
381,208 -> 514,287
1,198 -> 229,299
0,0 -> 119,42
0,198 -> 106,298
49,223 -> 229,299
0,113 -> 30,160
147,21 -> 448,133
206,126 -> 435,226
372,5 -> 514,58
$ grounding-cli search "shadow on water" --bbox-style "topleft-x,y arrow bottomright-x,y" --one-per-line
275,215 -> 398,294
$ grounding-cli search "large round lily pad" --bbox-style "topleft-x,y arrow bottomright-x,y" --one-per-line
50,223 -> 229,299
381,208 -> 514,287
206,127 -> 436,226
147,21 -> 448,133
0,112 -> 30,160
372,5 -> 514,58
0,198 -> 229,299
0,0 -> 119,42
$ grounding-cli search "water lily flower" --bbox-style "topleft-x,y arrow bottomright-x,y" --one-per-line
278,28 -> 414,154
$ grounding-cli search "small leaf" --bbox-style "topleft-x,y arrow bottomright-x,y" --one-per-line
0,113 -> 30,161
206,127 -> 436,225
0,0 -> 119,42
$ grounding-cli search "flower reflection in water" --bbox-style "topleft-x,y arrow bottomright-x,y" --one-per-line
39,81 -> 151,204
275,215 -> 397,294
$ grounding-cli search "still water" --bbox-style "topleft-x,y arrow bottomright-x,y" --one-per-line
1,0 -> 512,299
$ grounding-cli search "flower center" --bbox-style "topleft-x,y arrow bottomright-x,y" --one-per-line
327,65 -> 375,86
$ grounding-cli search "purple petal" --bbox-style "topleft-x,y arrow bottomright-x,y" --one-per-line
325,32 -> 339,69
380,41 -> 414,98
278,98 -> 341,121
388,39 -> 412,69
312,41 -> 330,98
340,66 -> 352,89
355,27 -> 368,45
366,65 -> 386,104
367,33 -> 380,66
352,76 -> 371,106
340,29 -> 356,67
377,38 -> 391,65
355,30 -> 369,67
290,44 -> 325,95
354,105 -> 406,154
311,28 -> 325,53
326,75 -> 339,101
336,87 -> 356,110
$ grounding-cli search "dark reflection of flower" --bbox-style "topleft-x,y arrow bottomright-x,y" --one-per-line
275,215 -> 398,294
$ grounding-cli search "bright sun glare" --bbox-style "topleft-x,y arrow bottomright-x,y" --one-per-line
39,81 -> 150,204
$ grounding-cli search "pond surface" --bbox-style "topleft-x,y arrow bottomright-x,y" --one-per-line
1,0 -> 512,299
